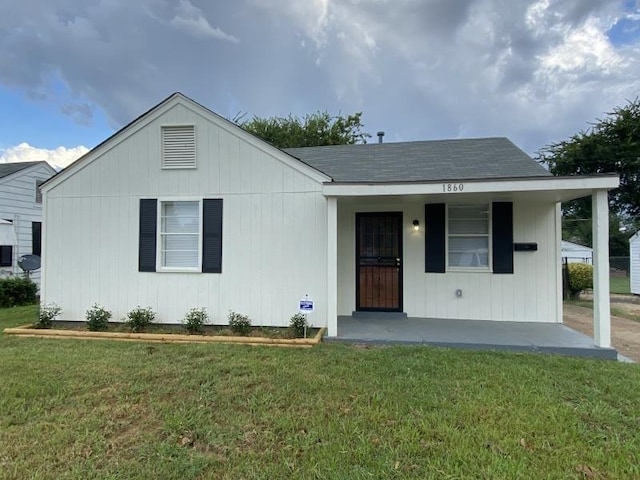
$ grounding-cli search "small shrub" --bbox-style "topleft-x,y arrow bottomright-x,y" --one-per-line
567,263 -> 594,299
126,306 -> 156,332
0,277 -> 38,307
228,311 -> 251,336
182,307 -> 209,334
35,303 -> 61,329
289,313 -> 309,338
85,304 -> 112,331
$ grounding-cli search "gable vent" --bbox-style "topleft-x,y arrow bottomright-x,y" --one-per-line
162,125 -> 196,168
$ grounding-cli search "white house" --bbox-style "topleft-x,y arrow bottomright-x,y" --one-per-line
630,232 -> 640,295
561,240 -> 593,264
0,161 -> 56,285
41,93 -> 619,348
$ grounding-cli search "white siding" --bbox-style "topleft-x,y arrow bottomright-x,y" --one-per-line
43,103 -> 328,327
337,198 -> 560,323
631,234 -> 640,295
0,163 -> 55,286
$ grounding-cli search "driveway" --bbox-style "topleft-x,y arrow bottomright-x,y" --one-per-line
563,301 -> 640,362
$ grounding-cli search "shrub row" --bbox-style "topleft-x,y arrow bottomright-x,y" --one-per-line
34,304 -> 312,337
0,277 -> 38,308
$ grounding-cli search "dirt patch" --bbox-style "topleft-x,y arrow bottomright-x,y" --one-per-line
563,296 -> 640,362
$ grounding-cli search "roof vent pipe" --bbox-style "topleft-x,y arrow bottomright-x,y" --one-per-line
377,131 -> 385,143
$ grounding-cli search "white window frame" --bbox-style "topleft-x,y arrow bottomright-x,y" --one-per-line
446,203 -> 492,272
156,198 -> 202,272
161,124 -> 197,169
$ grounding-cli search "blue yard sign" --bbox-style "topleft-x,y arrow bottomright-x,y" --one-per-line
299,296 -> 314,313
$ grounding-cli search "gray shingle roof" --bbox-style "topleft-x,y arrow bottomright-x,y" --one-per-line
0,161 -> 43,179
284,137 -> 550,183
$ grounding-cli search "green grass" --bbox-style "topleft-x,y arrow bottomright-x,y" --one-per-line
610,276 -> 631,294
1,306 -> 640,479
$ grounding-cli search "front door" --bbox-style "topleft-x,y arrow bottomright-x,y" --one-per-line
356,212 -> 402,311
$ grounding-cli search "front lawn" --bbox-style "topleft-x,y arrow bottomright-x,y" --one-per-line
1,305 -> 639,479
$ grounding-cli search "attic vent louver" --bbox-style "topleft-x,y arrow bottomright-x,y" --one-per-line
162,125 -> 196,168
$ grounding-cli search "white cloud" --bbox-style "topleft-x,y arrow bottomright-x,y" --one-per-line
0,143 -> 88,169
170,0 -> 240,43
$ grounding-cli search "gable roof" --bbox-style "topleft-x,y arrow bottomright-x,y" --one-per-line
0,161 -> 47,179
284,138 -> 550,183
43,92 -> 331,191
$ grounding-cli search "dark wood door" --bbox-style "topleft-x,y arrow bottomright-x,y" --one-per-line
356,212 -> 402,311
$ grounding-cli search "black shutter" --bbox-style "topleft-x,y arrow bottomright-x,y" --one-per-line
139,199 -> 157,272
425,203 -> 446,273
202,199 -> 223,273
492,202 -> 513,274
32,222 -> 42,257
0,246 -> 12,267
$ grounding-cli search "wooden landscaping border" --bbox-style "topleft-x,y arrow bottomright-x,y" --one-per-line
3,324 -> 326,348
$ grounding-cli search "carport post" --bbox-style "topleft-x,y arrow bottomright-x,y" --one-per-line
592,190 -> 611,348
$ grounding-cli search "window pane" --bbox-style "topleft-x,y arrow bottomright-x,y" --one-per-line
448,204 -> 489,234
448,236 -> 489,267
162,250 -> 199,268
162,216 -> 199,233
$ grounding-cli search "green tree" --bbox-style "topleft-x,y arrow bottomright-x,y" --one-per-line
537,99 -> 640,218
537,100 -> 640,255
238,111 -> 370,148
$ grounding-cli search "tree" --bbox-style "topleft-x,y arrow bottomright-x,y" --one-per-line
238,111 -> 370,148
537,100 -> 640,255
537,99 -> 640,218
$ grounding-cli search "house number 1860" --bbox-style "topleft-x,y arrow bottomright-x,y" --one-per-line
443,183 -> 464,192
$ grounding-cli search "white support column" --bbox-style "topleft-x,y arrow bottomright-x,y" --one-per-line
592,190 -> 611,348
327,197 -> 338,337
555,202 -> 563,323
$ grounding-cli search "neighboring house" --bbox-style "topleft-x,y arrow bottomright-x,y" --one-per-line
630,232 -> 640,295
561,240 -> 593,264
0,161 -> 56,286
41,93 -> 618,348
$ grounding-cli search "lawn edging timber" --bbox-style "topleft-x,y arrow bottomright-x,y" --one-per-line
3,324 -> 326,348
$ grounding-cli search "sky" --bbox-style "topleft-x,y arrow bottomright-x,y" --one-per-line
1,0 -> 640,169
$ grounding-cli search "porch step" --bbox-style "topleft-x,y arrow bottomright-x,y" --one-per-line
352,311 -> 408,318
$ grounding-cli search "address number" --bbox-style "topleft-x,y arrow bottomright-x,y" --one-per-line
443,183 -> 464,192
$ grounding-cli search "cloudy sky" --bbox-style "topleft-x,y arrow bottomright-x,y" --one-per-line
1,0 -> 639,169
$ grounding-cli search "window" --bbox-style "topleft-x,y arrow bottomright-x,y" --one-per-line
139,198 -> 223,273
32,222 -> 42,257
425,202 -> 513,274
159,201 -> 200,269
35,180 -> 44,204
162,125 -> 196,168
447,204 -> 490,268
0,246 -> 12,267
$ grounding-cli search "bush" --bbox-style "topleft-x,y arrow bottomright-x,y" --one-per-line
182,307 -> 209,334
567,263 -> 594,299
289,313 -> 309,338
228,311 -> 251,336
85,304 -> 112,331
126,306 -> 155,332
35,303 -> 61,329
0,277 -> 38,307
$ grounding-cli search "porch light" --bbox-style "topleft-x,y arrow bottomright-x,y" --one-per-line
413,219 -> 420,231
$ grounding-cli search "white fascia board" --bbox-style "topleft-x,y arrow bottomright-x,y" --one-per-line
322,175 -> 620,198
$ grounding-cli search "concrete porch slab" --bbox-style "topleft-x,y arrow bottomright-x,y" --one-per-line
329,315 -> 618,360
